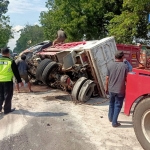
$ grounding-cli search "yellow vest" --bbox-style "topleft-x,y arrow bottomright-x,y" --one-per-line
0,57 -> 14,82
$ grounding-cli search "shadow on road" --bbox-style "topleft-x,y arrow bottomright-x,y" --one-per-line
0,114 -> 3,120
119,121 -> 133,124
118,120 -> 133,128
12,109 -> 68,117
85,97 -> 109,106
118,124 -> 133,128
43,95 -> 72,101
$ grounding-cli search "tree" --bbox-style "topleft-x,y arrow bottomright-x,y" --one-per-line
108,0 -> 150,43
0,0 -> 12,48
13,25 -> 46,53
40,0 -> 123,42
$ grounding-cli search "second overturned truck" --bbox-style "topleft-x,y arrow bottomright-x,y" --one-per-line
18,37 -> 117,101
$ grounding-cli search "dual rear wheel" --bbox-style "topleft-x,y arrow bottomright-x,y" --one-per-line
71,77 -> 95,102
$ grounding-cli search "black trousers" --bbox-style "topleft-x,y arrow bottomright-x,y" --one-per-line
0,82 -> 13,113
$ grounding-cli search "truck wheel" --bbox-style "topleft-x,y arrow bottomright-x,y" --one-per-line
133,96 -> 150,150
41,61 -> 59,85
35,59 -> 52,81
71,77 -> 88,101
78,80 -> 95,102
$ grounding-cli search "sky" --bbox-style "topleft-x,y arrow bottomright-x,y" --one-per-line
7,0 -> 48,50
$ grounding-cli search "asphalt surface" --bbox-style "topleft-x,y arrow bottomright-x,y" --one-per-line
0,85 -> 143,150
0,115 -> 96,150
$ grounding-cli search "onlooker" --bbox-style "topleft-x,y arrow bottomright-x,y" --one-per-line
16,54 -> 32,92
105,51 -> 128,127
0,47 -> 23,114
52,28 -> 67,46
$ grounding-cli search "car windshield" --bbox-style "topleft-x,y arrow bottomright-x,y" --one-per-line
28,45 -> 42,52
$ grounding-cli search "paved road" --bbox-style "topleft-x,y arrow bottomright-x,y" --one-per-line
0,85 -> 143,150
0,113 -> 96,150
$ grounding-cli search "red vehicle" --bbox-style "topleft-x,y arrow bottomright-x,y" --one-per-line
125,67 -> 150,150
116,44 -> 141,67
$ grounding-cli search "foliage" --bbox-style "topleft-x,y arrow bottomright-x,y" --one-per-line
0,0 -> 12,48
0,0 -> 9,17
13,25 -> 46,53
108,0 -> 150,43
40,0 -> 123,42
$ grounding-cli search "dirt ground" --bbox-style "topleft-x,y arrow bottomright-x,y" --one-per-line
0,85 -> 143,150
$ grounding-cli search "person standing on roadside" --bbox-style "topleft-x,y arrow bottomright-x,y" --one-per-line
105,51 -> 128,127
15,54 -> 32,92
52,28 -> 67,46
0,47 -> 23,114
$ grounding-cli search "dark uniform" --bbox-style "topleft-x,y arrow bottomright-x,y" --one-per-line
0,56 -> 22,114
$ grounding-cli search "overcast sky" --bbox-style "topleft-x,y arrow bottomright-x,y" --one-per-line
7,0 -> 47,50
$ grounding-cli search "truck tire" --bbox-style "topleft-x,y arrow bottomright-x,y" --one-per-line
41,61 -> 59,85
71,77 -> 88,101
78,80 -> 95,102
133,96 -> 150,150
35,59 -> 52,81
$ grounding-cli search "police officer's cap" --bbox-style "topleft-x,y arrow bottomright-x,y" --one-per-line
1,47 -> 10,54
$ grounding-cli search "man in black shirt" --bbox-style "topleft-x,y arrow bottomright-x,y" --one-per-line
0,48 -> 23,114
105,51 -> 128,127
16,54 -> 32,92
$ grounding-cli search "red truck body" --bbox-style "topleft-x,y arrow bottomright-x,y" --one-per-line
116,44 -> 141,68
37,41 -> 86,56
124,68 -> 150,115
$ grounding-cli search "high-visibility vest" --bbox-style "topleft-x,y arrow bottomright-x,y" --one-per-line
0,57 -> 14,82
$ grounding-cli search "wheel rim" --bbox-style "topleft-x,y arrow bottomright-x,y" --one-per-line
48,67 -> 59,81
47,65 -> 59,87
142,109 -> 150,143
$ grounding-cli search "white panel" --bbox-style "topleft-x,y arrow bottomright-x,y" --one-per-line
87,37 -> 117,97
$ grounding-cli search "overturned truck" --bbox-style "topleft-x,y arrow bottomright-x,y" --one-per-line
18,37 -> 117,101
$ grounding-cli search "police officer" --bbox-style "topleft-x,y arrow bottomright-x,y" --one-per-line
0,47 -> 23,114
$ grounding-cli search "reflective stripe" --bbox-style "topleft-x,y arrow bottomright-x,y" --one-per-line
0,61 -> 8,65
0,57 -> 14,81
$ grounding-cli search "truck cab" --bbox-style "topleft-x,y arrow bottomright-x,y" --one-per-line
125,67 -> 150,150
